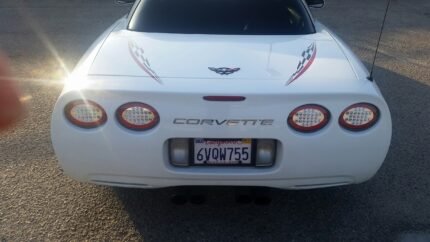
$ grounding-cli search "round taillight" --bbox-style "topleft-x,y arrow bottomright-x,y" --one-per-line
116,102 -> 160,131
288,104 -> 330,133
64,100 -> 107,129
339,103 -> 379,131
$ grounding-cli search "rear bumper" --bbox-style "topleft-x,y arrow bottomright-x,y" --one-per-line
89,175 -> 354,190
51,87 -> 392,190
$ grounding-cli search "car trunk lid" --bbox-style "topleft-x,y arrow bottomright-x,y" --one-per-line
88,31 -> 358,85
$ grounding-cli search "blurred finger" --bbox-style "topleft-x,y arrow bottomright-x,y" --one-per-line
0,54 -> 23,130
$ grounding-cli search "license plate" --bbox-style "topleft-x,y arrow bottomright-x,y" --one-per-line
193,139 -> 252,166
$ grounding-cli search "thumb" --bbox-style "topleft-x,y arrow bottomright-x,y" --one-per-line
0,55 -> 23,130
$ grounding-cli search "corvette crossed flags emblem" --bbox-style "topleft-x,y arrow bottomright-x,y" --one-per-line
208,67 -> 241,75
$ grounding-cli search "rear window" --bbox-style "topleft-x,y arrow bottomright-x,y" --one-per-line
128,0 -> 315,35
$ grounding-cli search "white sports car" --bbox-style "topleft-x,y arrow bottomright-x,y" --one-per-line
51,0 -> 392,190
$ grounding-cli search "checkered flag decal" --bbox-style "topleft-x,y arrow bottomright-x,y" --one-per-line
208,67 -> 241,75
286,42 -> 317,85
128,41 -> 162,84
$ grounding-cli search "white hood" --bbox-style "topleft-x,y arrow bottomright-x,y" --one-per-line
88,30 -> 358,84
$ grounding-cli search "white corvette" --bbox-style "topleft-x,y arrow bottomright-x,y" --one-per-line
51,0 -> 392,189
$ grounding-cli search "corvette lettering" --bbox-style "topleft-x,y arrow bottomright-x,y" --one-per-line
173,119 -> 274,126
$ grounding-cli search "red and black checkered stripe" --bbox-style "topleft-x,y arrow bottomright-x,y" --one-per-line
128,40 -> 162,84
286,42 -> 317,85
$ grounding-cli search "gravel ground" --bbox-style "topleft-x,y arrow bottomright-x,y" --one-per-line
0,0 -> 429,241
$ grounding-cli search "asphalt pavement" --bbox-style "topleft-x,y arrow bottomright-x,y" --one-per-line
0,0 -> 429,241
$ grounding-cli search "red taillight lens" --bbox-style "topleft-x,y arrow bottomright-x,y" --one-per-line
339,103 -> 379,131
116,102 -> 160,131
64,100 -> 107,129
288,104 -> 330,133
